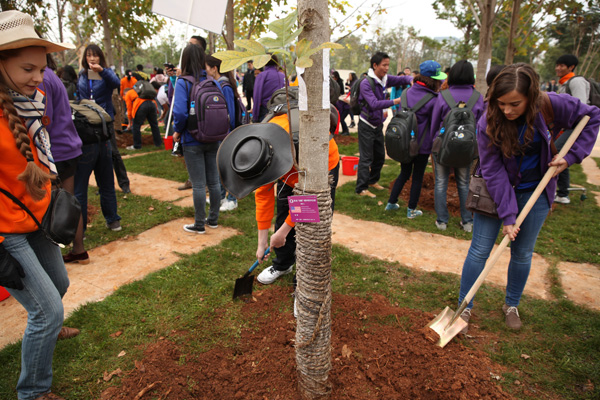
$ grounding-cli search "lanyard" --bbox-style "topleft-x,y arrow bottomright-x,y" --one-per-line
88,79 -> 94,100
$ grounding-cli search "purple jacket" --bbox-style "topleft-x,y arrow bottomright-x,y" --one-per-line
429,85 -> 485,143
359,74 -> 412,126
252,66 -> 285,122
402,83 -> 439,154
39,69 -> 82,162
478,92 -> 600,226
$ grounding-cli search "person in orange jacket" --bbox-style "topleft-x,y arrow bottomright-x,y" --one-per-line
124,84 -> 162,150
254,107 -> 340,285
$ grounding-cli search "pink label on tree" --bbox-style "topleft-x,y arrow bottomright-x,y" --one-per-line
288,195 -> 320,223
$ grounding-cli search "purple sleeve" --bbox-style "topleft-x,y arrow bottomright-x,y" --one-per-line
361,78 -> 393,111
387,75 -> 412,88
252,73 -> 264,122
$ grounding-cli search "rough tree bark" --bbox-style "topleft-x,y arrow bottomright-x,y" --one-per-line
474,0 -> 497,93
295,0 -> 333,399
95,0 -> 114,66
224,0 -> 235,50
504,0 -> 522,65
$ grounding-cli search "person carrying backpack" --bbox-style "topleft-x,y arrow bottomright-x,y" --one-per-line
205,54 -> 239,212
430,60 -> 484,232
124,80 -> 162,150
354,52 -> 413,198
385,60 -> 447,218
172,44 -> 222,234
252,54 -> 285,122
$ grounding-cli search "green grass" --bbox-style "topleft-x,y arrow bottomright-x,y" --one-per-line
1,151 -> 599,399
595,157 -> 600,171
122,149 -> 189,182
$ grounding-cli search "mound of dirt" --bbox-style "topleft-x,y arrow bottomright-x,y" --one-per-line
101,288 -> 511,400
394,172 -> 462,216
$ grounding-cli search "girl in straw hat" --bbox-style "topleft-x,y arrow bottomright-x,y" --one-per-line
0,10 -> 75,400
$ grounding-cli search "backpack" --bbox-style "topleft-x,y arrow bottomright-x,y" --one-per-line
70,99 -> 114,144
384,89 -> 434,164
431,89 -> 480,168
133,80 -> 157,100
349,76 -> 376,115
219,79 -> 250,128
181,76 -> 230,143
566,76 -> 600,108
261,86 -> 300,143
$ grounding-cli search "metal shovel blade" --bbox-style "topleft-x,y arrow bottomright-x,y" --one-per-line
232,274 -> 255,300
426,306 -> 468,348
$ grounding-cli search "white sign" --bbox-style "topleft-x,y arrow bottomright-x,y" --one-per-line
152,0 -> 227,34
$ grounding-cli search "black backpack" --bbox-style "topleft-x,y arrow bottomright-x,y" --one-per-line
70,99 -> 113,144
261,86 -> 300,143
133,80 -> 157,100
385,89 -> 434,164
431,89 -> 480,168
349,76 -> 376,115
566,76 -> 600,109
219,79 -> 250,128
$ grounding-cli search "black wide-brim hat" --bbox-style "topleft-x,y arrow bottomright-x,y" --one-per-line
217,123 -> 294,199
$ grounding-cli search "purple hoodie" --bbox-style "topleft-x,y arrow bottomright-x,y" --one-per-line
39,69 -> 82,162
478,92 -> 600,226
429,84 -> 485,142
402,82 -> 439,154
359,74 -> 412,127
252,66 -> 285,122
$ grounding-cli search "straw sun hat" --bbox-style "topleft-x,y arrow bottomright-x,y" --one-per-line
0,10 -> 74,53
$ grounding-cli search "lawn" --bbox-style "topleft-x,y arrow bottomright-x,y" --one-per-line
0,149 -> 598,399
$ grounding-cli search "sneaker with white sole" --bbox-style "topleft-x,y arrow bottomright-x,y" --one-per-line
183,224 -> 205,234
435,221 -> 447,230
205,219 -> 218,229
460,221 -> 473,233
220,200 -> 238,212
554,195 -> 570,204
407,208 -> 423,219
385,202 -> 399,211
106,220 -> 122,231
257,265 -> 293,285
502,304 -> 522,330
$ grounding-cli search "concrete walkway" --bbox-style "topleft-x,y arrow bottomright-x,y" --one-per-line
1,133 -> 599,349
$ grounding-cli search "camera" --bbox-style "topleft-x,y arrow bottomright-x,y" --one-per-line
164,62 -> 175,69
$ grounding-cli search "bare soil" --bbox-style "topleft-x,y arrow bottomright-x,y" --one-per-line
101,287 -> 515,400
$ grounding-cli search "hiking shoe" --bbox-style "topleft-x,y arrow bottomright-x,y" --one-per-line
62,251 -> 90,264
502,304 -> 522,330
459,308 -> 471,335
257,265 -> 293,285
460,221 -> 473,233
183,224 -> 205,234
57,326 -> 80,340
107,221 -> 122,231
407,208 -> 423,219
205,219 -> 218,229
435,221 -> 447,231
554,195 -> 570,204
220,200 -> 238,212
369,183 -> 385,190
385,202 -> 399,211
357,189 -> 376,198
178,180 -> 192,190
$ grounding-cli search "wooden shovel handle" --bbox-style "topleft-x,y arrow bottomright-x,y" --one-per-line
460,115 -> 590,309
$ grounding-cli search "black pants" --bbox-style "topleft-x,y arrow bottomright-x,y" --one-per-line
555,129 -> 572,197
245,92 -> 253,111
109,129 -> 130,191
132,101 -> 162,148
388,153 -> 429,209
355,120 -> 385,193
272,164 -> 340,271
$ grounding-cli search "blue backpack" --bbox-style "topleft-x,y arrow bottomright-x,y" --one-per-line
181,75 -> 230,142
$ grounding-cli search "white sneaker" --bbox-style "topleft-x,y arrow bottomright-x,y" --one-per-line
554,195 -> 570,204
257,265 -> 293,285
460,221 -> 473,233
220,200 -> 238,212
435,221 -> 447,231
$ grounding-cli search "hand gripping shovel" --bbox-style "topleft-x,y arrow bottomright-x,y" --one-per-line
426,115 -> 590,348
233,247 -> 270,300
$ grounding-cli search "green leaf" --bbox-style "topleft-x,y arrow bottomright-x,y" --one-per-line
234,39 -> 265,53
260,10 -> 303,48
295,56 -> 313,69
212,39 -> 269,72
316,42 -> 344,51
249,54 -> 274,70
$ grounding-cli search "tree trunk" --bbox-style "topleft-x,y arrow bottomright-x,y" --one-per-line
95,0 -> 114,66
475,0 -> 497,93
296,1 -> 333,399
504,0 -> 522,65
224,0 -> 235,50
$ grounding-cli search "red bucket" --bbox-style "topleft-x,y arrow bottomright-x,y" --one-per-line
0,286 -> 10,302
163,136 -> 173,150
341,156 -> 359,176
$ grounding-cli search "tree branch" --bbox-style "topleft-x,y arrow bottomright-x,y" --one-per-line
465,0 -> 482,27
334,0 -> 384,42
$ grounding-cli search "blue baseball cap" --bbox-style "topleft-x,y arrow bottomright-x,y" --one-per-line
419,60 -> 447,81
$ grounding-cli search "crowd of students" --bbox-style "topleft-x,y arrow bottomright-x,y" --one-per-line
1,7 -> 599,400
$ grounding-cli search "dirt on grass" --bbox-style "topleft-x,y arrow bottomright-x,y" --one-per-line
393,172 -> 462,216
100,287 -> 515,400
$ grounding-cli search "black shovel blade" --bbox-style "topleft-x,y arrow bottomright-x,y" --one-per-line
233,274 -> 255,300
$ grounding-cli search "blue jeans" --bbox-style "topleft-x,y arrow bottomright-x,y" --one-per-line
183,143 -> 221,227
3,230 -> 68,400
220,183 -> 237,203
458,191 -> 550,309
74,141 -> 121,228
434,160 -> 473,224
